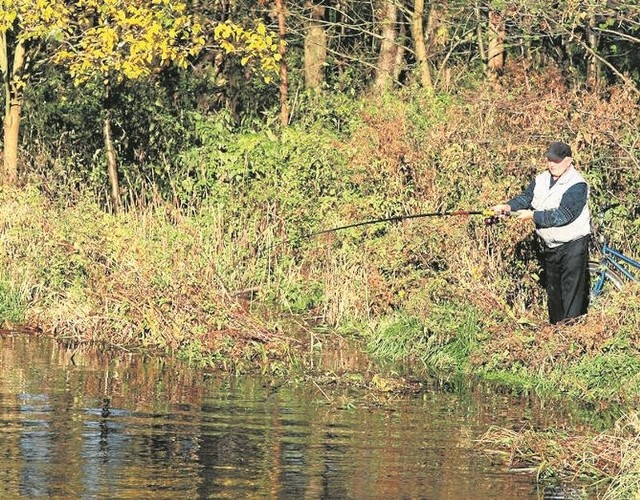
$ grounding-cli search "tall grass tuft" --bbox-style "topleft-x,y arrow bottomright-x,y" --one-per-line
367,313 -> 424,361
479,412 -> 640,498
604,413 -> 640,500
367,301 -> 482,377
0,276 -> 26,325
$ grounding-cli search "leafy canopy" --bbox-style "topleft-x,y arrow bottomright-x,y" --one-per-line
0,0 -> 70,36
50,0 -> 280,85
54,0 -> 206,84
214,20 -> 282,83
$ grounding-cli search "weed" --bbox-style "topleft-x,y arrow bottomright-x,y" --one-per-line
566,354 -> 640,404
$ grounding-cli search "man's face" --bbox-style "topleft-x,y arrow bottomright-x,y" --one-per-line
547,156 -> 571,179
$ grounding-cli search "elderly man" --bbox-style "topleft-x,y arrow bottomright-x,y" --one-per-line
493,141 -> 591,324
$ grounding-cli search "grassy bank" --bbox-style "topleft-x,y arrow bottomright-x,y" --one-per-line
3,74 -> 640,495
0,186 -> 297,372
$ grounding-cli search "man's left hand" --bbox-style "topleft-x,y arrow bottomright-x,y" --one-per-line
515,209 -> 534,220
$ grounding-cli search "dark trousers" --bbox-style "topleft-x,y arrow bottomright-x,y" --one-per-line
544,235 -> 590,324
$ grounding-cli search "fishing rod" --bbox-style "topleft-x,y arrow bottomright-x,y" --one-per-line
267,208 -> 523,251
306,209 -> 494,239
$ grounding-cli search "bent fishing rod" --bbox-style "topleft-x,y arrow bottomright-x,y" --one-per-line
267,209 -> 524,251
306,209 -> 491,239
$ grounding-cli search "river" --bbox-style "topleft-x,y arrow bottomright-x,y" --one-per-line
0,333 -> 588,499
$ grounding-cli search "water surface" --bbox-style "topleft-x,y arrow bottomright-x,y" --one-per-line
0,334 -> 582,499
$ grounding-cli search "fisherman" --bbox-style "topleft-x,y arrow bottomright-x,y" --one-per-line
492,141 -> 591,324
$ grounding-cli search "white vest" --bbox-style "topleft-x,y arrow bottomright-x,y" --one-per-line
531,166 -> 590,248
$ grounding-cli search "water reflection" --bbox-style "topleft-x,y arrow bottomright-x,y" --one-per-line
0,334 -> 576,499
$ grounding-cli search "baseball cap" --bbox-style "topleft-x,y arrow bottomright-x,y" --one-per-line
546,141 -> 572,161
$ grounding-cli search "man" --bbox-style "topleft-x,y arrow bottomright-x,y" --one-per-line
492,141 -> 591,324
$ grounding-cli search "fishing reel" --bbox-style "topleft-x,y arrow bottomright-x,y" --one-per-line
484,209 -> 525,225
483,208 -> 504,226
484,215 -> 501,226
483,208 -> 517,226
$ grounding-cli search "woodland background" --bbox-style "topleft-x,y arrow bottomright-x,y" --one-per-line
2,0 -> 639,208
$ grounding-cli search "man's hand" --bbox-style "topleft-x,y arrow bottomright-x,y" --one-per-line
492,204 -> 512,215
515,209 -> 534,220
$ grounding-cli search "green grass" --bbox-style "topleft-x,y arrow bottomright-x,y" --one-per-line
0,276 -> 26,324
366,302 -> 483,378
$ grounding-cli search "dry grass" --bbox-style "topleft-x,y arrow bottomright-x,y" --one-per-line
479,412 -> 640,498
0,186 -> 288,365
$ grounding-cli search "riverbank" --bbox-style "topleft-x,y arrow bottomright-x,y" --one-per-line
5,185 -> 639,406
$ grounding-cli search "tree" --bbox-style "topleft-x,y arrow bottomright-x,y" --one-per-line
54,0 -> 280,210
411,0 -> 432,89
304,0 -> 327,91
275,0 -> 289,125
53,0 -> 207,210
487,6 -> 505,75
374,0 -> 399,92
0,0 -> 69,185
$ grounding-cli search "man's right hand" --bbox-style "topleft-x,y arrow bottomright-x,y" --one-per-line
491,204 -> 512,215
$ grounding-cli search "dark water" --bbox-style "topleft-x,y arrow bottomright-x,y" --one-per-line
0,334 -> 585,499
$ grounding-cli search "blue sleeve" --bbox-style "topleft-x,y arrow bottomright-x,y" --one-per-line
533,183 -> 588,228
507,180 -> 535,211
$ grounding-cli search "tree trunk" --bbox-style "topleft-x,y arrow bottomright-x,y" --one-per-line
304,1 -> 327,90
585,15 -> 601,87
393,20 -> 406,83
102,112 -> 121,212
487,8 -> 505,74
275,0 -> 289,126
3,100 -> 21,185
1,30 -> 8,171
374,0 -> 399,93
475,1 -> 487,73
1,36 -> 26,185
424,4 -> 447,87
411,0 -> 432,89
